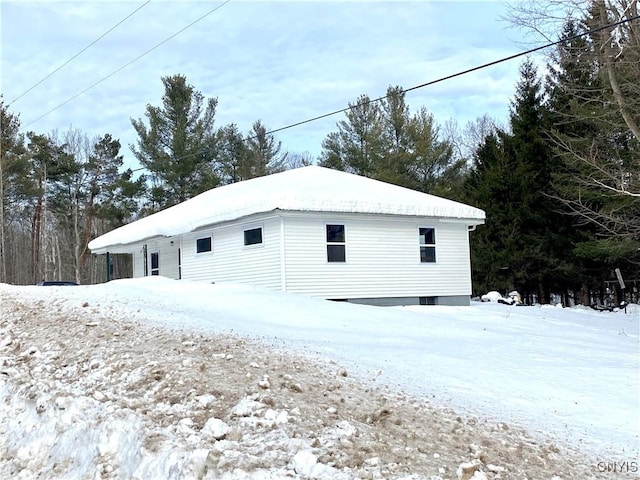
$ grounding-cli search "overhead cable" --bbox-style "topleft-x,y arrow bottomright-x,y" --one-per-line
259,13 -> 640,138
24,0 -> 231,128
9,1 -> 151,106
158,12 -> 640,168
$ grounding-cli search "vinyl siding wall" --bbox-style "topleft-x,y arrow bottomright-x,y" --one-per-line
126,238 -> 181,279
138,237 -> 181,279
180,216 -> 281,290
124,212 -> 475,303
133,249 -> 144,278
281,212 -> 473,299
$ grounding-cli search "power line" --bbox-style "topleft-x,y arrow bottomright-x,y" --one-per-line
8,1 -> 151,107
155,12 -> 639,169
24,0 -> 232,128
260,13 -> 640,138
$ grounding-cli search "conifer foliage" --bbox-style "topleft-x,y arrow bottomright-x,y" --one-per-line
464,61 -> 572,303
131,74 -> 220,210
319,86 -> 464,194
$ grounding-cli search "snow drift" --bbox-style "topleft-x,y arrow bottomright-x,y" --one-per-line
1,278 -> 638,479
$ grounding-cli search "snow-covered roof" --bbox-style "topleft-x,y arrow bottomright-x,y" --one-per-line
89,166 -> 485,252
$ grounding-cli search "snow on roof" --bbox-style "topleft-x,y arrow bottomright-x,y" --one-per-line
89,166 -> 485,252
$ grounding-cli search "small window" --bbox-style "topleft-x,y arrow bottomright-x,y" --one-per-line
244,227 -> 263,246
419,296 -> 436,305
150,252 -> 159,275
196,236 -> 212,253
326,224 -> 346,262
419,227 -> 436,263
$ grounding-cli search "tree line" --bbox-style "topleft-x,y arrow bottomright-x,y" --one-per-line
1,0 -> 638,304
0,74 -> 299,285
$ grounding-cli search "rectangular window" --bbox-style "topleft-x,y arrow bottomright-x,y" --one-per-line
150,252 -> 159,275
419,227 -> 436,263
196,236 -> 212,253
326,224 -> 346,262
244,227 -> 263,246
419,296 -> 436,305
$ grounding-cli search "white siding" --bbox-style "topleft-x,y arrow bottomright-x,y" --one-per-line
123,212 -> 475,302
180,216 -> 281,290
133,249 -> 144,278
128,237 -> 180,279
282,213 -> 472,299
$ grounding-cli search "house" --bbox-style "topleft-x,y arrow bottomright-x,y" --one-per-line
88,166 -> 485,306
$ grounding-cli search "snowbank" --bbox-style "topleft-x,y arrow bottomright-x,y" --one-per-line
1,278 -> 638,479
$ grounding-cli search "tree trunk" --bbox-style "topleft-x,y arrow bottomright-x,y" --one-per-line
56,234 -> 62,281
0,162 -> 5,284
74,194 -> 82,284
32,197 -> 42,283
595,0 -> 640,142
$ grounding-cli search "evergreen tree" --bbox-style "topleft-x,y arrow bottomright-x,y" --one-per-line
131,74 -> 219,209
464,132 -> 516,295
506,0 -> 640,241
376,86 -> 412,185
25,132 -> 73,283
47,131 -> 145,283
319,94 -> 384,176
0,99 -> 27,283
406,107 -> 463,195
216,120 -> 287,184
465,60 -> 570,303
244,120 -> 287,178
216,123 -> 249,184
319,86 -> 463,195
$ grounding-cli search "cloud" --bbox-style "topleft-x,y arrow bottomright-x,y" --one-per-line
1,1 -> 531,169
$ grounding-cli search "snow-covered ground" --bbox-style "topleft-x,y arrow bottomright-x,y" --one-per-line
1,277 -> 638,479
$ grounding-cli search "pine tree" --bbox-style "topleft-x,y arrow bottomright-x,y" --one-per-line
216,124 -> 248,184
131,74 -> 219,209
464,132 -> 516,295
319,86 -> 463,195
0,100 -> 27,283
244,120 -> 287,178
465,60 -> 571,303
319,94 -> 384,176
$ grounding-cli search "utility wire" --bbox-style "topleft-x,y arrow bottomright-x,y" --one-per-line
8,1 -> 151,107
150,12 -> 639,169
24,0 -> 231,128
259,13 -> 640,138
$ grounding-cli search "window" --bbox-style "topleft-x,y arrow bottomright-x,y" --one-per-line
150,252 -> 159,275
419,296 -> 436,305
419,227 -> 436,263
244,227 -> 263,246
326,224 -> 346,262
196,236 -> 212,253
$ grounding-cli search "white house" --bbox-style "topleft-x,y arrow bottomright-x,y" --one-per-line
88,166 -> 485,306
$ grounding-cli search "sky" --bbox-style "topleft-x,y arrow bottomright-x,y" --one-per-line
1,277 -> 638,478
1,1 -> 533,171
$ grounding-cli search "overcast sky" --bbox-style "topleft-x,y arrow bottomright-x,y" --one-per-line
1,1 -> 532,171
